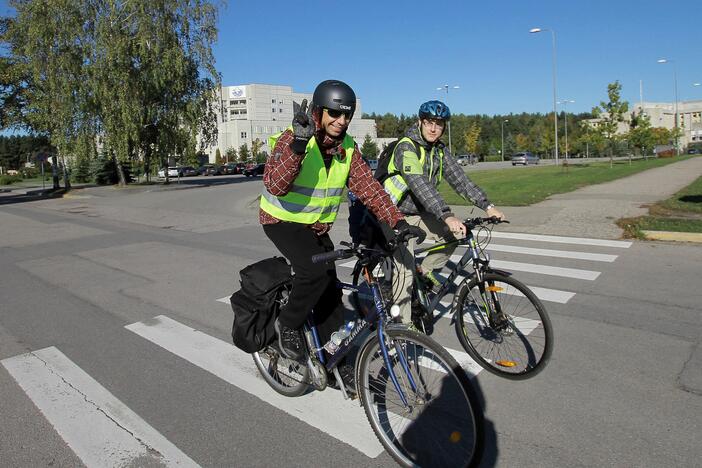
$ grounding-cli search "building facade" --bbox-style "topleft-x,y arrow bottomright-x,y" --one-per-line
588,100 -> 702,149
203,83 -> 378,162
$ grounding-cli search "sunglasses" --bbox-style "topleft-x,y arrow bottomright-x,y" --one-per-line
324,108 -> 353,120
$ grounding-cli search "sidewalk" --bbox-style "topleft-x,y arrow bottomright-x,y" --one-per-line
453,157 -> 702,240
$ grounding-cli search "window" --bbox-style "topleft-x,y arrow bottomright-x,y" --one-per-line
230,100 -> 236,105
272,98 -> 276,103
241,132 -> 247,139
272,108 -> 276,113
279,108 -> 283,113
279,99 -> 283,105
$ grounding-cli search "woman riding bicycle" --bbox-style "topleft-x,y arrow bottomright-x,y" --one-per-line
260,79 -> 422,364
381,100 -> 506,324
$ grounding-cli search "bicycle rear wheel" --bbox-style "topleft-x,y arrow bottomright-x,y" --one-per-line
454,273 -> 553,380
252,346 -> 310,397
357,328 -> 484,467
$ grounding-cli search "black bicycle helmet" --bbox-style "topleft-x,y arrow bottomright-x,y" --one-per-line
418,100 -> 451,121
312,80 -> 357,118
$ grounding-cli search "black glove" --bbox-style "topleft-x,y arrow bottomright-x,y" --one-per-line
392,220 -> 427,244
291,99 -> 315,153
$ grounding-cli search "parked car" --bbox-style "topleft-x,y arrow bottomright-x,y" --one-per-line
178,166 -> 198,177
158,167 -> 179,178
456,154 -> 477,166
511,152 -> 540,166
243,163 -> 265,177
222,162 -> 246,174
199,164 -> 223,176
688,148 -> 700,154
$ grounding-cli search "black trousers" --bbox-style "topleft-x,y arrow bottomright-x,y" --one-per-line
262,222 -> 344,344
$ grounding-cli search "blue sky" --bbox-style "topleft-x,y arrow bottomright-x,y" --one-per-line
2,0 -> 701,117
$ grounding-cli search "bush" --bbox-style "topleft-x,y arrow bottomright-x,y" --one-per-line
0,174 -> 22,185
19,166 -> 40,178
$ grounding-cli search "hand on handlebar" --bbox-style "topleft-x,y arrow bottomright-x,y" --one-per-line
390,220 -> 427,245
485,206 -> 506,221
444,216 -> 467,238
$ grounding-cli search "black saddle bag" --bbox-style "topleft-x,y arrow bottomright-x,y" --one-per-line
230,257 -> 292,353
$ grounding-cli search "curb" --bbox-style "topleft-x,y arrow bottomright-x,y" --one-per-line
642,230 -> 702,243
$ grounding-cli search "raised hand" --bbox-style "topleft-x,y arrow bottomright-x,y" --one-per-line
291,99 -> 316,153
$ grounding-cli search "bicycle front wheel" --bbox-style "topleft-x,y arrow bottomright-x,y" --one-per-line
357,328 -> 484,467
454,273 -> 553,380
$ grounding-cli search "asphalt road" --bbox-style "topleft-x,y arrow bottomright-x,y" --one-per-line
1,173 -> 700,467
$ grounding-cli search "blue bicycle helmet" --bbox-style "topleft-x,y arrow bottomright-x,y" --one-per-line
418,100 -> 451,121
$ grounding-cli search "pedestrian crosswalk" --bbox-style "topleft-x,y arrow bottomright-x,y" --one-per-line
1,347 -> 198,468
1,231 -> 632,467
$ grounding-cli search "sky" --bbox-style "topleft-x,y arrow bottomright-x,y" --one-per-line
2,0 -> 701,118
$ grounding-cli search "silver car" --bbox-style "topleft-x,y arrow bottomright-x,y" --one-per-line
511,152 -> 540,166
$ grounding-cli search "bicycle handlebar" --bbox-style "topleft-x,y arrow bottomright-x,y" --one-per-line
311,249 -> 353,264
463,216 -> 509,231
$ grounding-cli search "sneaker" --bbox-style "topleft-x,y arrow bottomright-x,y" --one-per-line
421,271 -> 442,294
274,319 -> 305,360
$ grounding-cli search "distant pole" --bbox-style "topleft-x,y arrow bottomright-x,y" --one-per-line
557,100 -> 575,159
657,58 -> 680,155
530,27 -> 559,165
501,119 -> 509,162
436,84 -> 459,156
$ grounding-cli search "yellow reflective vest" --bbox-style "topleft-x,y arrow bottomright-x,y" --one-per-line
383,137 -> 443,205
260,129 -> 355,224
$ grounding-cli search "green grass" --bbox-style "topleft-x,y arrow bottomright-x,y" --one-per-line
439,155 -> 698,206
617,173 -> 702,237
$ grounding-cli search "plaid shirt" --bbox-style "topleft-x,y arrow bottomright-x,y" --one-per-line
260,128 -> 403,234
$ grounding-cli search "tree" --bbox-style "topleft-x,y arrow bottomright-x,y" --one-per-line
2,0 -> 220,187
251,138 -> 263,163
225,146 -> 237,163
361,134 -> 378,159
464,122 -> 481,155
239,143 -> 250,161
592,81 -> 629,165
215,148 -> 223,165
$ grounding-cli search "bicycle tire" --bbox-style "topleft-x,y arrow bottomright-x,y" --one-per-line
356,328 -> 484,467
454,273 -> 553,380
252,347 -> 310,397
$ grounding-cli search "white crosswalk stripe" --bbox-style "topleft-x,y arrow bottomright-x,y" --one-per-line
1,347 -> 198,468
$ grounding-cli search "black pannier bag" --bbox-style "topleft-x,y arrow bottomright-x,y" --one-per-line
230,257 -> 292,353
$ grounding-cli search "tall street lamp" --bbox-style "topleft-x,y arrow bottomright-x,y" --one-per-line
501,119 -> 509,162
437,84 -> 459,156
657,58 -> 679,155
557,99 -> 575,159
530,27 -> 559,165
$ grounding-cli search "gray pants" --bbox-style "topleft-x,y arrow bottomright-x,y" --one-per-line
391,212 -> 457,323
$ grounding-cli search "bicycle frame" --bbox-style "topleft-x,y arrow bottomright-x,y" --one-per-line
413,229 -> 488,315
304,256 -> 417,406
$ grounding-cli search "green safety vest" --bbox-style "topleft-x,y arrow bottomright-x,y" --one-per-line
383,137 -> 443,205
260,128 -> 355,224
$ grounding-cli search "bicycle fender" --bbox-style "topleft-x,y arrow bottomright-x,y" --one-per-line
486,268 -> 513,277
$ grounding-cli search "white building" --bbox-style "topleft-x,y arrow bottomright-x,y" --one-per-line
588,100 -> 702,148
204,83 -> 378,162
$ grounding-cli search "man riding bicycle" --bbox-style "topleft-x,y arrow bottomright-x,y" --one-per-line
381,100 -> 505,324
260,79 -> 421,363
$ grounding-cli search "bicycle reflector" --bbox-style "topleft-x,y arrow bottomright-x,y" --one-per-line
486,285 -> 504,292
495,360 -> 518,368
390,305 -> 400,318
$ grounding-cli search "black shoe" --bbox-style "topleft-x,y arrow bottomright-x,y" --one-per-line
274,319 -> 305,360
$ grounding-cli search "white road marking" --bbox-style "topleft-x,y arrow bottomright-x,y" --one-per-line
488,259 -> 600,280
1,346 -> 198,468
487,231 -> 632,248
485,244 -> 618,262
125,315 -> 384,458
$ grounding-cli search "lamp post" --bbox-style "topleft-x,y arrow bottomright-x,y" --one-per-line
530,27 -> 559,165
437,84 -> 459,156
501,119 -> 509,162
657,58 -> 679,155
557,100 -> 575,158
